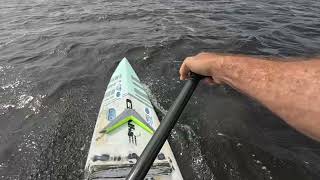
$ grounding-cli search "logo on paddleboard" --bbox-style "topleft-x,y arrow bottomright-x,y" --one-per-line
128,120 -> 137,145
107,108 -> 116,121
146,115 -> 153,126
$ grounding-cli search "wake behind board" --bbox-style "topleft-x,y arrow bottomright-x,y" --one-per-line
85,58 -> 183,179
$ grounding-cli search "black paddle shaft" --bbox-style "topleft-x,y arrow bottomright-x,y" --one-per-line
126,74 -> 202,180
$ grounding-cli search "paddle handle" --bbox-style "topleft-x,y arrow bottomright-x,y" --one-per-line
126,73 -> 202,180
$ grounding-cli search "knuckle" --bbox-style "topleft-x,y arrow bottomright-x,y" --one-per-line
186,57 -> 193,61
184,57 -> 192,63
199,52 -> 208,56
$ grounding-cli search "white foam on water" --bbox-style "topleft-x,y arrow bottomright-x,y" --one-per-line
28,95 -> 45,114
0,93 -> 45,115
141,83 -> 168,115
80,144 -> 85,151
142,51 -> 149,60
217,132 -> 225,136
1,80 -> 22,90
1,104 -> 16,109
17,95 -> 34,109
0,162 -> 8,168
172,124 -> 216,180
255,160 -> 262,164
185,26 -> 195,32
0,65 -> 36,113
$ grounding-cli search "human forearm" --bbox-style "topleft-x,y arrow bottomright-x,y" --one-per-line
217,56 -> 320,140
180,52 -> 320,140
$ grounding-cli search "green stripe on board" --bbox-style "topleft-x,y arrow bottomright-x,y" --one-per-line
104,116 -> 154,134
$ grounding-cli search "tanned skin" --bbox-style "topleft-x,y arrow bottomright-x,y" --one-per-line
179,52 -> 320,141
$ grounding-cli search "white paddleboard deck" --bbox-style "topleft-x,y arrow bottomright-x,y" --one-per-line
85,58 -> 183,179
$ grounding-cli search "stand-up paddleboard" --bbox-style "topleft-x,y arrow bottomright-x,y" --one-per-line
85,58 -> 183,179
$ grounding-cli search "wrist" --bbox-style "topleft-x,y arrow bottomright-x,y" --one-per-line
209,54 -> 238,84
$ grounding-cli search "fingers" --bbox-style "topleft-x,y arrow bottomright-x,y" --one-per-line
179,57 -> 192,80
180,52 -> 225,85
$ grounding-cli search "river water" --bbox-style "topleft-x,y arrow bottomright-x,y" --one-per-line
1,0 -> 320,179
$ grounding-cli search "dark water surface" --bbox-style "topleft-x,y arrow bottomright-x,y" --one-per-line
1,0 -> 320,179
